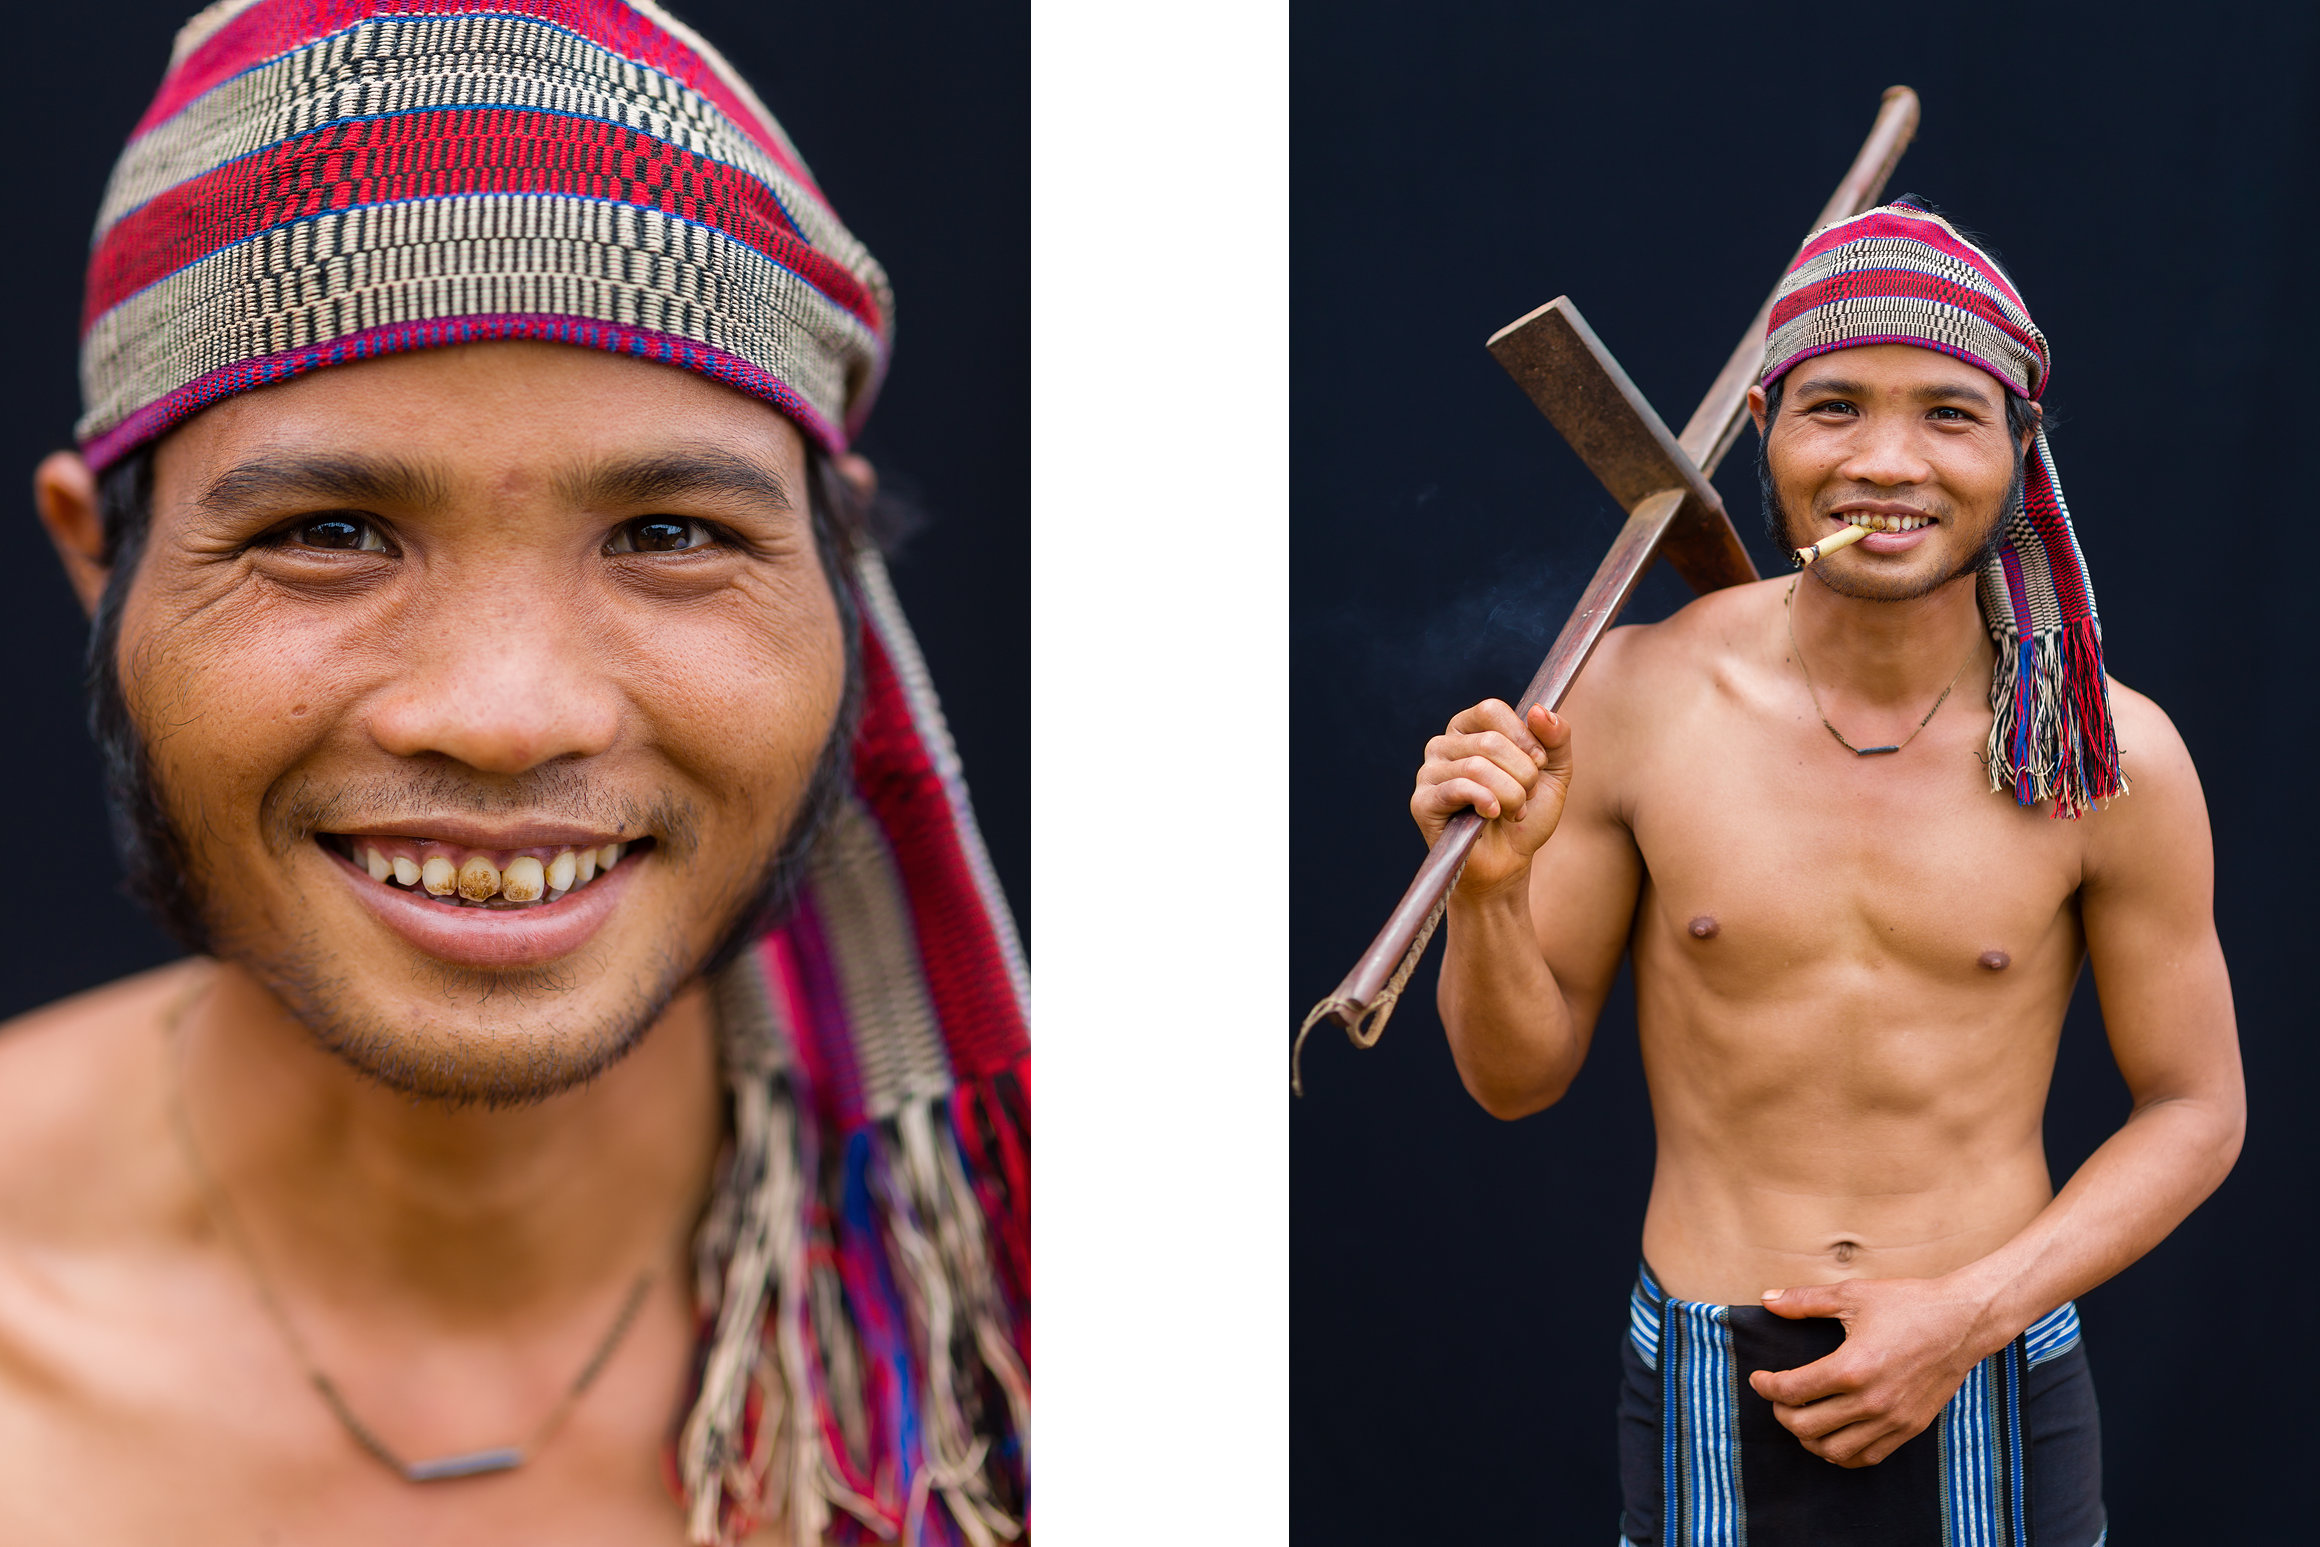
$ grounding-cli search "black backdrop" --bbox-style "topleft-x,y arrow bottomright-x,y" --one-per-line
1293,6 -> 2318,1541
0,2 -> 1028,1018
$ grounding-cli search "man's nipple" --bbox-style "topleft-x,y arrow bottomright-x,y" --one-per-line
1688,915 -> 1719,940
1979,949 -> 2011,972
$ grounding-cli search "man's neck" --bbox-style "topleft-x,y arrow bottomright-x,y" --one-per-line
174,963 -> 724,1324
1786,568 -> 1992,709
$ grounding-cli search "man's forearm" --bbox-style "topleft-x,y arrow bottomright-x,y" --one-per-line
1947,1092 -> 2244,1353
1436,881 -> 1586,1119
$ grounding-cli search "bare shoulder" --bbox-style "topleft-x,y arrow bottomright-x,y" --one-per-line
0,961 -> 198,1244
2106,677 -> 2197,781
1564,575 -> 1785,724
2082,677 -> 2211,877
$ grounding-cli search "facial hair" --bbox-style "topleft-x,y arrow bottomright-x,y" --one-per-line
1759,451 -> 2025,605
89,598 -> 859,1111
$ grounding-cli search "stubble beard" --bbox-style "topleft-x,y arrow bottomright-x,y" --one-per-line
92,636 -> 857,1110
1762,456 -> 2024,605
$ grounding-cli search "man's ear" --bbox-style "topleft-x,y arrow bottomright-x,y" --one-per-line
834,451 -> 878,505
2020,400 -> 2044,456
33,451 -> 108,618
1746,383 -> 1769,439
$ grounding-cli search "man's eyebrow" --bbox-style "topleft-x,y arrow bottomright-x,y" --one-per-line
197,454 -> 450,513
1787,376 -> 1866,401
560,450 -> 796,513
1912,380 -> 1998,408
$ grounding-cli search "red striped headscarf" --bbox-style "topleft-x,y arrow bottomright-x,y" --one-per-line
1762,201 -> 2126,817
81,4 -> 1027,1542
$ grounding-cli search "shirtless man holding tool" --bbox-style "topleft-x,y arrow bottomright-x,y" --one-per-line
1411,200 -> 2241,1545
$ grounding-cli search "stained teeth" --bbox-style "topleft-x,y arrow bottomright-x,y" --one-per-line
457,856 -> 502,901
502,856 -> 545,903
352,840 -> 622,905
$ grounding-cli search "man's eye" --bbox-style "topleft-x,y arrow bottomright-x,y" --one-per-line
608,517 -> 718,554
276,515 -> 388,552
1808,399 -> 1857,416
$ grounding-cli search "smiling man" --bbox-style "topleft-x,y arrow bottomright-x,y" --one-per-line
1410,201 -> 2239,1545
3,3 -> 1026,1544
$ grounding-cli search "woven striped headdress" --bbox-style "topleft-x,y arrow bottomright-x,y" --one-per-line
1762,202 -> 2126,817
82,4 -> 1028,1543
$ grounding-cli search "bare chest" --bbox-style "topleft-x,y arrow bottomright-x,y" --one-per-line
1623,694 -> 2086,986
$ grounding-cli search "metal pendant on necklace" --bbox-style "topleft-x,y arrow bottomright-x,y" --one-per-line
404,1446 -> 527,1483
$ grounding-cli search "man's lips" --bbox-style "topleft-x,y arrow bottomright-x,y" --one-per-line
323,839 -> 643,968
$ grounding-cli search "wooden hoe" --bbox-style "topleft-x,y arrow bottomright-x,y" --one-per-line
1295,87 -> 1923,1094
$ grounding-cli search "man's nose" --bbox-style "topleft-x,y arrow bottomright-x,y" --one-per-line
365,598 -> 621,774
1835,416 -> 1933,488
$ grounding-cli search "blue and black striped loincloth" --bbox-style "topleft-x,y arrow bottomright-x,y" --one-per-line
1617,1263 -> 2105,1547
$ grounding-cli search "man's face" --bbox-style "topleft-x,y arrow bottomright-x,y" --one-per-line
107,341 -> 847,1101
1754,343 -> 2028,601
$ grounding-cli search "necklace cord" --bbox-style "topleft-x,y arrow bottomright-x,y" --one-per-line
163,969 -> 657,1482
1784,577 -> 1981,757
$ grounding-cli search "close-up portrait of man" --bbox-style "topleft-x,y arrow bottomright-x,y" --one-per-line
0,2 -> 1027,1543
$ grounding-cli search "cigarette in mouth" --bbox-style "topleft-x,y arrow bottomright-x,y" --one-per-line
1791,520 -> 1874,567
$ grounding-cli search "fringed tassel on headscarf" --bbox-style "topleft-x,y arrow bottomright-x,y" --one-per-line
680,956 -> 1028,1547
872,1099 -> 1029,1547
1982,617 -> 2128,820
680,1054 -> 847,1547
684,961 -> 860,1547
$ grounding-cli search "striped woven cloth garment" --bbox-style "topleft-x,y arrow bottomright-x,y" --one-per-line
1761,202 -> 2125,819
1626,1267 -> 2100,1547
80,4 -> 1028,1544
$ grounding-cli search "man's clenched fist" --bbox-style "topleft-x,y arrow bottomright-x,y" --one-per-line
1410,698 -> 1574,899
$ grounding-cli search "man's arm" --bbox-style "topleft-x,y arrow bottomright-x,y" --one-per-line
1410,636 -> 1645,1120
1750,685 -> 2244,1466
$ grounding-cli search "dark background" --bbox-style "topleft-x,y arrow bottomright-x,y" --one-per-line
0,1 -> 1028,1016
1294,6 -> 2316,1541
